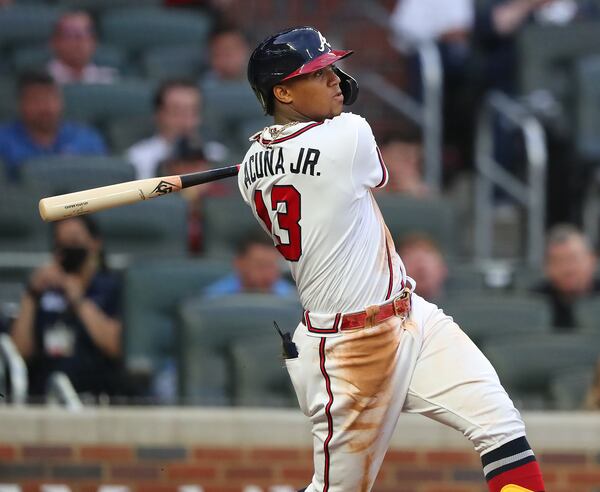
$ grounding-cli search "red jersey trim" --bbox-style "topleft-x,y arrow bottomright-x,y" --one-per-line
254,121 -> 324,145
385,236 -> 394,299
375,146 -> 388,188
319,337 -> 334,492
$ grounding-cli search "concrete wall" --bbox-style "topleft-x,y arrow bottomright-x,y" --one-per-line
0,407 -> 599,491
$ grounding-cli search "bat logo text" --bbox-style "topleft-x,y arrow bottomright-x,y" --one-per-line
151,180 -> 180,196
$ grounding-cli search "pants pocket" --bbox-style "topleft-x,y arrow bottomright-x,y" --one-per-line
285,357 -> 309,416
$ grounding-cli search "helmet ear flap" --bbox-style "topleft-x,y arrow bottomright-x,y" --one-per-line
333,66 -> 359,106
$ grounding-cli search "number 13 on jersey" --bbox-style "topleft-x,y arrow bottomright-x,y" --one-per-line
254,185 -> 302,261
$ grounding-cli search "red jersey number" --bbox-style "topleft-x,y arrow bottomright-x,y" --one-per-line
254,185 -> 302,261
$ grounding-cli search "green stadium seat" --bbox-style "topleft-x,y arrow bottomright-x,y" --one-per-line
483,333 -> 600,409
141,44 -> 208,81
375,193 -> 458,258
21,155 -> 136,196
0,184 -> 49,253
123,258 -> 231,381
441,294 -> 552,347
230,335 -> 297,407
0,5 -> 63,51
100,7 -> 212,55
11,44 -> 126,73
178,294 -> 302,405
94,193 -> 188,258
58,0 -> 161,14
575,55 -> 600,161
573,296 -> 600,334
106,116 -> 154,154
62,80 -> 155,126
201,195 -> 263,258
550,367 -> 595,410
0,76 -> 16,123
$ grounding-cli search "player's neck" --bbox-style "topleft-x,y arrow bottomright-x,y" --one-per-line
274,107 -> 312,125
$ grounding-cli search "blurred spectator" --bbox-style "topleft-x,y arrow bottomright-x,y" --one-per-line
584,356 -> 600,410
0,72 -> 107,181
0,0 -> 12,7
48,11 -> 117,85
126,79 -> 227,180
202,25 -> 250,83
390,0 -> 474,182
378,126 -> 431,197
157,136 -> 232,253
11,215 -> 125,400
202,233 -> 296,299
532,224 -> 600,329
397,234 -> 448,302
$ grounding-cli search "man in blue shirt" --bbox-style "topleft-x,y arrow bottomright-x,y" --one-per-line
0,71 -> 106,181
203,233 -> 296,299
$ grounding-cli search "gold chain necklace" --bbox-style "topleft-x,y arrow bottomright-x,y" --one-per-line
268,121 -> 300,141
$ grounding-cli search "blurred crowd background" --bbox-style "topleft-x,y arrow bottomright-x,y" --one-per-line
0,0 -> 600,412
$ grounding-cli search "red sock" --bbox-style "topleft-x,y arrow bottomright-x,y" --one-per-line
482,437 -> 545,492
487,460 -> 545,492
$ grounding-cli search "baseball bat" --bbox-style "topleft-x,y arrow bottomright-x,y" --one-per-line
38,164 -> 240,222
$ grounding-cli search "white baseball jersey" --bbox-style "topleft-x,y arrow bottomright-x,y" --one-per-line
238,112 -> 406,314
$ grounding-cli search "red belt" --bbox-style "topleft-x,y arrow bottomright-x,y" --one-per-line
302,289 -> 412,334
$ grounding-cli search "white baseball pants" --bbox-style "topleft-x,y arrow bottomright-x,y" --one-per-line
285,293 -> 526,492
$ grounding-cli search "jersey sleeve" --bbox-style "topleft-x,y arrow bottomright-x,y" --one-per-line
349,114 -> 388,193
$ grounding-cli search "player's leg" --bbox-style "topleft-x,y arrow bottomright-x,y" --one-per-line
286,317 -> 421,492
402,294 -> 545,492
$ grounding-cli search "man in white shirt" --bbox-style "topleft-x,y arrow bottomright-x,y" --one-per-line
239,26 -> 545,492
47,11 -> 117,85
127,80 -> 226,179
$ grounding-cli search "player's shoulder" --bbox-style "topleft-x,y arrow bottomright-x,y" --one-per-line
325,112 -> 371,132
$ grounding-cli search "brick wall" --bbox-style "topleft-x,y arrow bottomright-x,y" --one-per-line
1,444 -> 600,492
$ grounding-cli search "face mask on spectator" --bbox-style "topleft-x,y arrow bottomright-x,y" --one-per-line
57,246 -> 89,273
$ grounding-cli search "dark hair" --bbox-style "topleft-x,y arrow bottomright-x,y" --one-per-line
52,215 -> 108,272
17,71 -> 56,96
153,79 -> 199,110
235,231 -> 275,256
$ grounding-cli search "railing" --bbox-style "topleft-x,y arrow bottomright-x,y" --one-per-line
349,0 -> 443,191
0,333 -> 28,404
474,92 -> 547,266
359,42 -> 443,191
47,372 -> 83,411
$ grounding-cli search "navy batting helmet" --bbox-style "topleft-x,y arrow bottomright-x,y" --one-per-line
247,26 -> 359,115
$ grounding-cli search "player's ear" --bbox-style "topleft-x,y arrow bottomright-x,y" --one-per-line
272,84 -> 293,106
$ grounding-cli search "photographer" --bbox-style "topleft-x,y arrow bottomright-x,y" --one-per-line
11,215 -> 124,400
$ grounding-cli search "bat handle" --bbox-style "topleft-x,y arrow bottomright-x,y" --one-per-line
180,164 -> 240,188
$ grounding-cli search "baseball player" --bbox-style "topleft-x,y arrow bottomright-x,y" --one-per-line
238,26 -> 545,492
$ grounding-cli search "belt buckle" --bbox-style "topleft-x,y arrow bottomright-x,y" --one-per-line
392,289 -> 410,317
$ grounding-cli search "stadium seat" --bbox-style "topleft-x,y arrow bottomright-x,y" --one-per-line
201,195 -> 262,258
0,76 -> 16,123
100,7 -> 212,55
106,116 -> 154,154
230,335 -> 297,407
441,294 -> 552,347
123,257 -> 231,382
20,155 -> 136,197
178,294 -> 302,405
58,0 -> 161,14
575,54 -> 600,161
0,5 -> 63,52
573,296 -> 600,334
94,193 -> 188,258
62,80 -> 155,127
11,44 -> 126,74
374,193 -> 458,258
201,79 -> 269,159
0,184 -> 48,253
141,44 -> 208,81
483,333 -> 600,409
550,366 -> 595,410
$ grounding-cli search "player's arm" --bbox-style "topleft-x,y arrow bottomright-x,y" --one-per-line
348,115 -> 388,194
